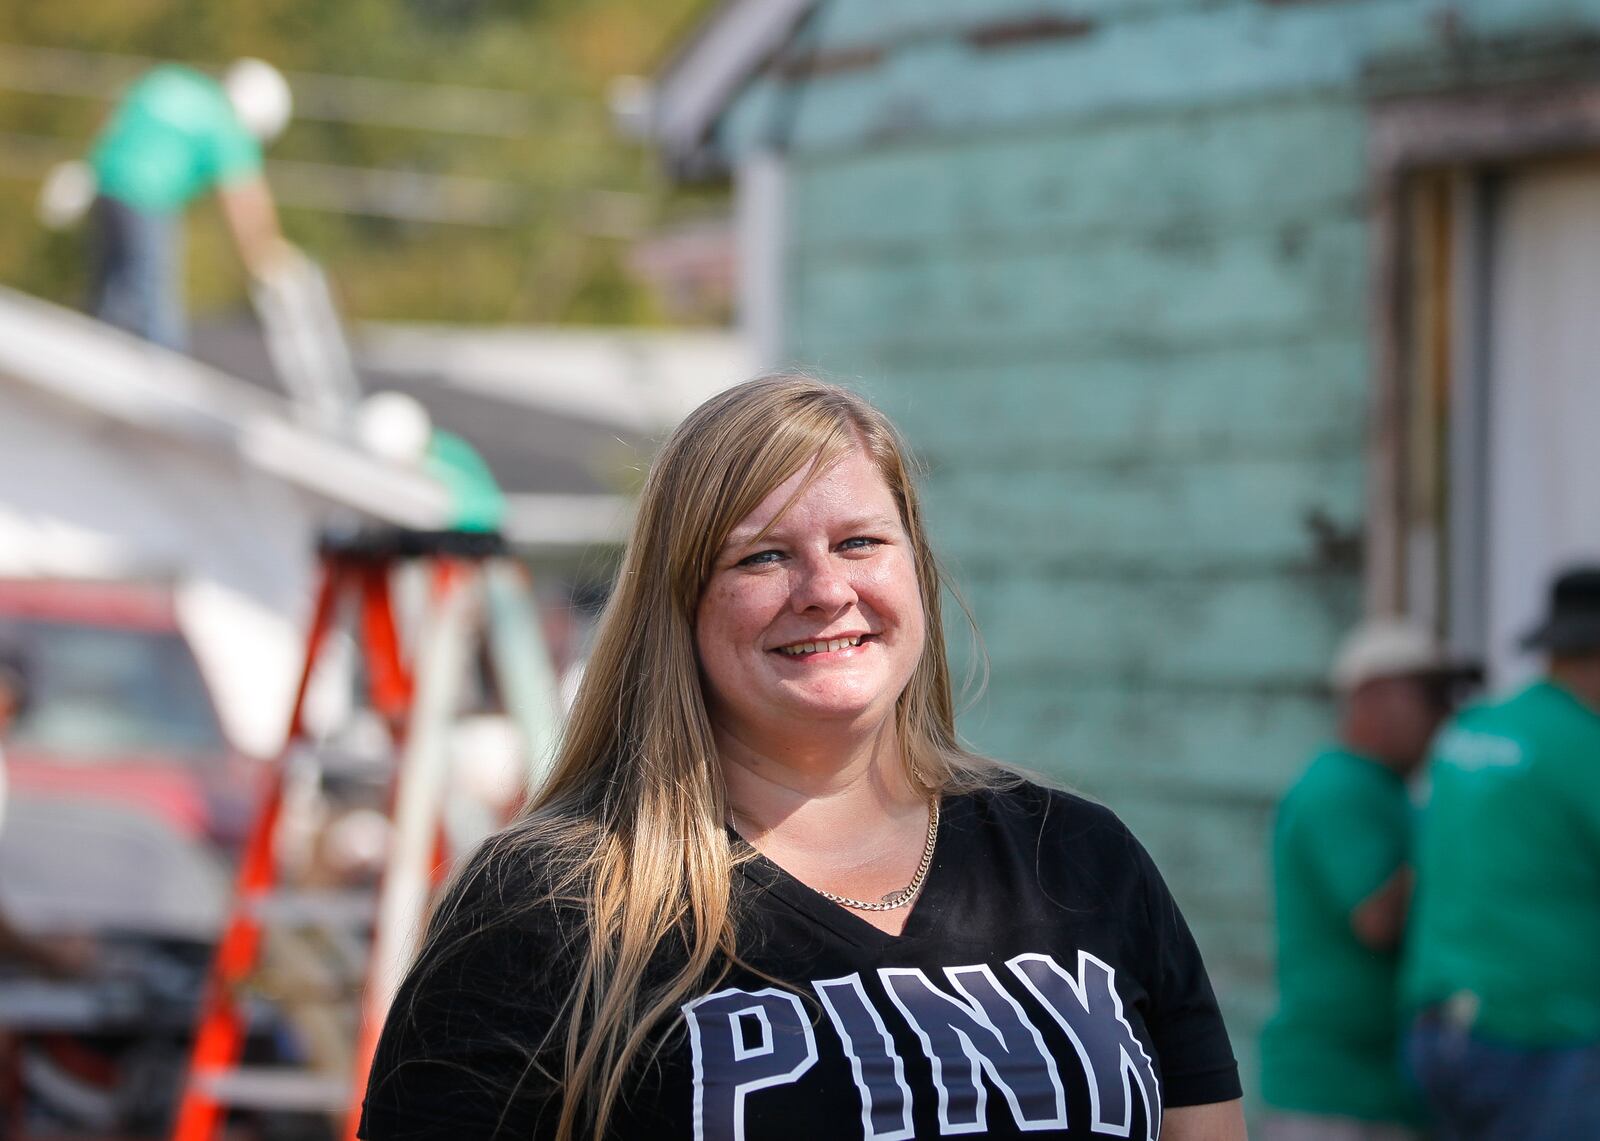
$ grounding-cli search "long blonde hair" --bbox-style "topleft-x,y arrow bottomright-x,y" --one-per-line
432,375 -> 1001,1138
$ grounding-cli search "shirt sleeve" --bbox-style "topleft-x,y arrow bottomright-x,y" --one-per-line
359,850 -> 578,1141
1287,775 -> 1407,917
1128,833 -> 1243,1109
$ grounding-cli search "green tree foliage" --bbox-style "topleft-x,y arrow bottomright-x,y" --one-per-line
0,0 -> 716,323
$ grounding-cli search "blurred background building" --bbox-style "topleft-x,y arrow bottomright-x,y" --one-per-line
644,0 -> 1600,1099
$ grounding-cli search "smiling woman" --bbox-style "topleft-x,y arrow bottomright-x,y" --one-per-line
698,448 -> 926,796
359,375 -> 1246,1141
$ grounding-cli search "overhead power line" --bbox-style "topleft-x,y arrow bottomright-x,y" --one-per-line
0,42 -> 561,139
0,44 -> 656,229
0,132 -> 652,231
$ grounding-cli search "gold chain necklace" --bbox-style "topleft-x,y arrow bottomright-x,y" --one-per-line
813,798 -> 941,913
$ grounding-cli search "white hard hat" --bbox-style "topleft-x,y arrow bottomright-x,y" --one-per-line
1329,618 -> 1447,693
224,58 -> 292,142
355,391 -> 433,467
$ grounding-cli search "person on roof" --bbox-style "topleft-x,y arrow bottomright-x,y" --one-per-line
81,60 -> 294,350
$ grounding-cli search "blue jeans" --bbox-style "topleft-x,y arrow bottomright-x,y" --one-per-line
1405,1015 -> 1600,1140
87,195 -> 186,350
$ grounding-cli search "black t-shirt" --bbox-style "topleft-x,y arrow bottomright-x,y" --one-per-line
361,782 -> 1240,1140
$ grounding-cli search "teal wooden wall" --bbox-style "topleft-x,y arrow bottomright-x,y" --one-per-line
711,0 -> 1600,1104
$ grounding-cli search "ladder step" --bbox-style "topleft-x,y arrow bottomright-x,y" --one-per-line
194,1066 -> 352,1112
246,889 -> 377,926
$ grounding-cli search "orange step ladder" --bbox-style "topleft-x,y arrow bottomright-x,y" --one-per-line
170,528 -> 560,1141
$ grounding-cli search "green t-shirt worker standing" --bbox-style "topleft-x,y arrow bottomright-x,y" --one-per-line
1261,619 -> 1472,1141
84,60 -> 292,349
1403,567 -> 1600,1140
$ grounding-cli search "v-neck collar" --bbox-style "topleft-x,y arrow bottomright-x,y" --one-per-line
730,792 -> 969,949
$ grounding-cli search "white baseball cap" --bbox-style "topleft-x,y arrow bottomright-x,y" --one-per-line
355,391 -> 434,467
1329,617 -> 1448,693
225,58 -> 293,142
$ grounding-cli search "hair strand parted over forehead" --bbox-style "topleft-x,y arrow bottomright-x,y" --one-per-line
642,377 -> 918,613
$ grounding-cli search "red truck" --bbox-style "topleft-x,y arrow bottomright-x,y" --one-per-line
0,578 -> 252,1138
0,578 -> 249,852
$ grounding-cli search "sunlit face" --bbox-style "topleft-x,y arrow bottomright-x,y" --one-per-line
695,445 -> 926,749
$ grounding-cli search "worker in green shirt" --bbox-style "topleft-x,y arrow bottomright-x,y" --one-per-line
1404,567 -> 1600,1139
354,392 -> 506,533
1262,618 -> 1475,1141
84,59 -> 292,349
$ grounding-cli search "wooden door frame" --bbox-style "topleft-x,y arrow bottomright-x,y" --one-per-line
1367,80 -> 1600,616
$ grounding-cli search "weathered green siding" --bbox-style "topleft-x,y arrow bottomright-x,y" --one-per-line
713,0 -> 1600,1108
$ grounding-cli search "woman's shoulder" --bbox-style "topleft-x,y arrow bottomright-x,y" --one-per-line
957,775 -> 1135,845
953,775 -> 1158,887
423,819 -> 589,950
393,822 -> 590,1033
945,775 -> 1169,924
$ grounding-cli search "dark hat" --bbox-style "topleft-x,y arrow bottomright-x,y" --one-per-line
1520,567 -> 1600,652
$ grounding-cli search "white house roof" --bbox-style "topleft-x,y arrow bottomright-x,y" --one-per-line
0,285 -> 452,528
646,0 -> 817,174
1,283 -> 753,551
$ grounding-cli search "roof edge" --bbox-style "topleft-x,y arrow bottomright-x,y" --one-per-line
647,0 -> 817,176
0,285 -> 451,528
